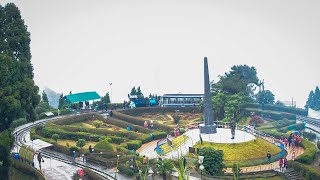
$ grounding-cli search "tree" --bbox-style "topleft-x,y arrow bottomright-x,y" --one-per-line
92,120 -> 104,128
52,134 -> 59,142
58,93 -> 66,109
101,92 -> 111,104
212,65 -> 259,96
136,86 -> 143,96
305,86 -> 320,110
130,86 -> 137,96
275,100 -> 285,106
0,3 -> 40,178
256,90 -> 275,105
42,90 -> 49,103
76,139 -> 86,152
155,159 -> 174,180
198,147 -> 225,176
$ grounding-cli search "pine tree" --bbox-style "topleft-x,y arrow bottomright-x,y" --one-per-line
58,93 -> 65,109
42,90 -> 49,103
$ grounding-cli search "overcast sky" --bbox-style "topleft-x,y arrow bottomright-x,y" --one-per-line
2,0 -> 320,107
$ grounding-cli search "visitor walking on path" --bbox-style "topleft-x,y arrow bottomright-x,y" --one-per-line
279,158 -> 284,172
283,157 -> 288,170
292,150 -> 296,160
283,138 -> 288,148
267,151 -> 271,164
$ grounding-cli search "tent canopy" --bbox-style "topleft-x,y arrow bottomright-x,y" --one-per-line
65,91 -> 101,103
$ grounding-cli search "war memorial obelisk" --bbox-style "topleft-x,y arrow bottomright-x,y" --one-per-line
200,57 -> 217,134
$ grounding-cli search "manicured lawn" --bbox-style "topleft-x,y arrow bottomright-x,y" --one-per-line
193,138 -> 282,161
56,139 -> 97,150
160,135 -> 189,154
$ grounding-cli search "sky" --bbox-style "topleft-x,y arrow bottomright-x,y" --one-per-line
1,0 -> 320,107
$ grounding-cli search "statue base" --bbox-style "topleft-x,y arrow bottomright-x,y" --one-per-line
199,123 -> 217,134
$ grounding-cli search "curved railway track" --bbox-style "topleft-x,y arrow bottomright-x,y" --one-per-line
12,114 -> 115,180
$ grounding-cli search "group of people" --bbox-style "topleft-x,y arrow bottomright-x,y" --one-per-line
282,133 -> 302,151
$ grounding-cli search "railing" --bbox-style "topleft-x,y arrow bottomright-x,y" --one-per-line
155,138 -> 167,155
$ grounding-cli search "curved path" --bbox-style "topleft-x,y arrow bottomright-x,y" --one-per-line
12,113 -> 125,180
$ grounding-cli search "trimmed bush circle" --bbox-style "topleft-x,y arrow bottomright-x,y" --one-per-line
94,140 -> 113,152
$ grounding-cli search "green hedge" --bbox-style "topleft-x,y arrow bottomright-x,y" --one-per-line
39,126 -> 101,142
120,106 -> 201,116
54,113 -> 98,125
288,161 -> 320,180
302,132 -> 317,141
259,129 -> 289,139
109,136 -> 125,144
271,119 -> 296,128
244,103 -> 308,116
113,111 -> 172,132
279,123 -> 305,133
11,158 -> 45,180
105,116 -> 152,134
295,139 -> 317,164
126,140 -> 142,150
244,108 -> 296,120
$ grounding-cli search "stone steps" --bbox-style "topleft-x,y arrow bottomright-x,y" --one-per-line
282,169 -> 303,180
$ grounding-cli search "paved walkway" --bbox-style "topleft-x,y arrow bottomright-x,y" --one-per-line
136,139 -> 159,159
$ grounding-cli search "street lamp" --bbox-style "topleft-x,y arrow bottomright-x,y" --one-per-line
198,156 -> 204,180
115,154 -> 120,179
109,82 -> 113,103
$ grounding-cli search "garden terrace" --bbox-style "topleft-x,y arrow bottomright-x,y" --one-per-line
189,138 -> 283,167
31,113 -> 168,158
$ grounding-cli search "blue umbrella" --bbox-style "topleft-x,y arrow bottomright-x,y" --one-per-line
293,131 -> 300,135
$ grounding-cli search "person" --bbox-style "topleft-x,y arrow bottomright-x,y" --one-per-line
279,157 -> 284,172
292,150 -> 296,160
267,151 -> 271,164
37,152 -> 44,170
89,145 -> 92,154
283,138 -> 288,148
109,110 -> 113,117
283,157 -> 288,170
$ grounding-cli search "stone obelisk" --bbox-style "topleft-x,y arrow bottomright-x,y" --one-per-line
200,57 -> 217,134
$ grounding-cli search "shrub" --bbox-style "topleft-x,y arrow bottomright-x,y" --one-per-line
295,139 -> 317,164
118,165 -> 135,177
76,139 -> 86,150
317,141 -> 320,150
126,140 -> 142,150
92,120 -> 104,128
302,132 -> 317,141
120,107 -> 201,116
69,146 -> 79,154
288,160 -> 320,180
51,134 -> 59,142
82,168 -> 104,180
250,115 -> 264,126
94,140 -> 113,152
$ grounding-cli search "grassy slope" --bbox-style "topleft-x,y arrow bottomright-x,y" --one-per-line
193,138 -> 282,161
56,139 -> 97,150
160,135 -> 189,154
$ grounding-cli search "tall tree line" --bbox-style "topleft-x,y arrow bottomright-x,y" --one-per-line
306,86 -> 320,111
0,3 -> 40,178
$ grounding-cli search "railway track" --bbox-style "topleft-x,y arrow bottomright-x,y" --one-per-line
12,113 -> 115,180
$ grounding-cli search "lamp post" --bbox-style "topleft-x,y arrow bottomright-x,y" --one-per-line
115,154 -> 120,179
109,82 -> 113,103
198,156 -> 204,180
